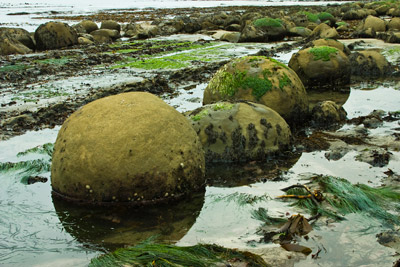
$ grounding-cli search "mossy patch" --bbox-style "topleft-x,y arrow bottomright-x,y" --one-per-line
279,73 -> 292,90
34,57 -> 70,65
212,103 -> 235,111
191,109 -> 210,121
253,17 -> 283,28
0,64 -> 28,72
318,12 -> 334,22
269,57 -> 289,70
299,11 -> 319,23
309,46 -> 338,61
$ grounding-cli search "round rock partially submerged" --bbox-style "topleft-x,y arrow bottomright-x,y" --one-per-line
187,101 -> 292,162
203,56 -> 308,123
51,92 -> 205,205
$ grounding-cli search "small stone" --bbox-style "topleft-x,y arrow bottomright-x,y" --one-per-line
85,185 -> 91,190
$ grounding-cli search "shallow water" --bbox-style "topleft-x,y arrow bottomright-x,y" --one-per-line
1,76 -> 399,266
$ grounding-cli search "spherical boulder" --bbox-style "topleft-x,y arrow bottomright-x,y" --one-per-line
349,50 -> 393,77
307,38 -> 350,55
359,15 -> 386,32
34,21 -> 78,50
76,20 -> 98,33
239,17 -> 287,42
0,27 -> 35,50
203,56 -> 308,123
288,46 -> 350,88
101,20 -> 121,32
51,92 -> 205,205
187,101 -> 292,162
309,23 -> 339,40
311,101 -> 347,126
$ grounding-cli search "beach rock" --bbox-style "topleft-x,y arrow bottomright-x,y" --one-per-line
388,18 -> 400,31
220,31 -> 241,43
239,17 -> 287,42
0,35 -> 31,55
186,101 -> 292,162
91,29 -> 120,42
203,56 -> 309,123
355,148 -> 392,167
305,38 -> 350,55
78,36 -> 94,45
51,92 -> 205,205
289,27 -> 312,38
349,50 -> 393,77
359,15 -> 386,33
0,27 -> 35,50
343,9 -> 371,20
288,46 -> 350,88
34,21 -> 78,50
309,23 -> 339,40
77,20 -> 98,33
101,20 -> 121,32
125,22 -> 159,39
311,101 -> 347,125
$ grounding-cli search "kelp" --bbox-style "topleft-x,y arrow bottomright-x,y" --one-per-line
211,192 -> 271,206
251,207 -> 287,225
284,176 -> 400,225
16,143 -> 54,157
89,241 -> 269,267
0,159 -> 51,184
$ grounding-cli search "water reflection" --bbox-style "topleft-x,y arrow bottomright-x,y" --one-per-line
307,85 -> 351,111
52,191 -> 205,251
206,152 -> 301,187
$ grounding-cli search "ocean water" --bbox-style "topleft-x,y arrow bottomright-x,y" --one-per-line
0,0 -> 347,31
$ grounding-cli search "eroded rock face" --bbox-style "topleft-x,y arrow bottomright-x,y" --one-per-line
34,21 -> 78,50
288,46 -> 350,88
187,101 -> 292,162
51,92 -> 205,205
203,56 -> 309,124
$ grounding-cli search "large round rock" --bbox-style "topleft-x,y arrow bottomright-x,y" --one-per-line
35,21 -> 78,50
288,46 -> 350,88
203,56 -> 308,123
51,92 -> 205,205
187,101 -> 292,162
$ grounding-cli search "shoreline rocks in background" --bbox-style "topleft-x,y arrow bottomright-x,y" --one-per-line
34,21 -> 78,51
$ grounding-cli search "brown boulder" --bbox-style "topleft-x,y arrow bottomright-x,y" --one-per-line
34,21 -> 78,50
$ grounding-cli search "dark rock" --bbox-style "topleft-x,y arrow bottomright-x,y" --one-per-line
34,21 -> 78,50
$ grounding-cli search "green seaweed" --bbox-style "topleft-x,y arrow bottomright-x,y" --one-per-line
269,58 -> 289,70
279,73 -> 291,90
191,109 -> 209,121
0,159 -> 51,184
251,207 -> 287,225
89,241 -> 269,267
212,103 -> 235,111
285,176 -> 400,225
309,46 -> 338,61
318,12 -> 334,22
253,18 -> 283,28
299,11 -> 319,23
17,143 -> 54,157
34,58 -> 70,65
243,76 -> 272,101
212,192 -> 271,206
0,64 -> 28,73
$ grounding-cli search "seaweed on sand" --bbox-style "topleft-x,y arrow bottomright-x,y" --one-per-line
89,240 -> 269,267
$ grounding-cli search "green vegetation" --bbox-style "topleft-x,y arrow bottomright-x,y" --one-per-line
299,11 -> 319,23
269,58 -> 289,70
212,192 -> 271,206
212,103 -> 235,111
17,143 -> 54,157
283,176 -> 400,225
318,12 -> 334,22
11,88 -> 69,102
191,109 -> 209,121
244,76 -> 273,100
253,17 -> 283,28
0,159 -> 51,184
336,21 -> 348,27
251,207 -> 287,225
0,64 -> 28,72
279,73 -> 292,90
309,46 -> 338,61
34,58 -> 70,65
90,241 -> 268,267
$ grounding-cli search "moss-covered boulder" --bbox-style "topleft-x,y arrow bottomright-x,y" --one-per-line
187,101 -> 291,162
203,56 -> 308,123
288,46 -> 350,88
34,21 -> 78,50
306,38 -> 350,55
349,50 -> 393,77
51,92 -> 205,205
239,17 -> 287,42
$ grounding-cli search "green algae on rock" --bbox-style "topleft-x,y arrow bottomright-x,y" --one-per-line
203,56 -> 309,123
51,92 -> 205,205
187,101 -> 292,163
